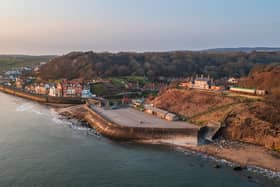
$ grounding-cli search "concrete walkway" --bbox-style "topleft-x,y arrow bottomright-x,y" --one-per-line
93,106 -> 198,130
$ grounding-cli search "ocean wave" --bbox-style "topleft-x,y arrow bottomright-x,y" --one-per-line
16,103 -> 46,116
16,103 -> 34,112
49,108 -> 100,137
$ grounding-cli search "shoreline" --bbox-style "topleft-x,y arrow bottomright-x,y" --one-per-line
140,140 -> 280,179
1,90 -> 279,174
57,104 -> 280,173
139,138 -> 280,173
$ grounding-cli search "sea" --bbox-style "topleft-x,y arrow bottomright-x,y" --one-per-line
0,92 -> 279,187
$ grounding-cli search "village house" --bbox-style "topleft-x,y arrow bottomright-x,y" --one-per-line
35,83 -> 49,95
153,108 -> 169,119
82,87 -> 92,98
15,78 -> 24,89
143,104 -> 178,121
132,99 -> 145,108
179,75 -> 213,90
33,67 -> 40,73
121,96 -> 130,104
143,104 -> 154,114
165,113 -> 179,121
5,70 -> 21,78
25,85 -> 36,93
228,77 -> 239,84
192,75 -> 212,90
62,79 -> 83,97
49,83 -> 63,97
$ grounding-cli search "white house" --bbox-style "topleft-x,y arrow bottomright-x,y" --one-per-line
82,88 -> 92,98
48,83 -> 63,97
228,77 -> 238,84
192,75 -> 211,90
49,86 -> 56,97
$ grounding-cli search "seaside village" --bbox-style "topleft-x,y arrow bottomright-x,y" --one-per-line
16,78 -> 93,98
0,63 -> 93,99
0,64 -> 267,122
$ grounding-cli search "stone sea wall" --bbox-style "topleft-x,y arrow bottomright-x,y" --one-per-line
0,85 -> 198,140
0,85 -> 85,104
84,105 -> 198,140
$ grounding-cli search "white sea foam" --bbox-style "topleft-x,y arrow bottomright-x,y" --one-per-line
31,109 -> 44,115
49,108 -> 71,125
48,108 -> 99,137
70,124 -> 90,131
16,102 -> 46,116
16,103 -> 33,112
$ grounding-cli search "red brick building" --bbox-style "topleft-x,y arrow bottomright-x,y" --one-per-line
61,79 -> 83,97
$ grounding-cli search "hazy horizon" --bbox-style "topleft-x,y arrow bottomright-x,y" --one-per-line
1,0 -> 280,55
2,46 -> 280,56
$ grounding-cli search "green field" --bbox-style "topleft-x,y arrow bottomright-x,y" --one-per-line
0,55 -> 54,72
109,76 -> 149,86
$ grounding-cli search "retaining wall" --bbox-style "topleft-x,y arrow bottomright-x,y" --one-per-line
0,85 -> 85,104
85,105 -> 198,140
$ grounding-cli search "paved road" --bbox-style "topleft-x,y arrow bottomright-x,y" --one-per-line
93,107 -> 198,129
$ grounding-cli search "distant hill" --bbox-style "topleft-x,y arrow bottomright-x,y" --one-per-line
39,51 -> 280,80
203,47 -> 280,53
0,55 -> 55,72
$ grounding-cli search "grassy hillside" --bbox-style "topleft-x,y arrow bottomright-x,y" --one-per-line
0,55 -> 54,72
150,88 -> 280,150
150,89 -> 236,119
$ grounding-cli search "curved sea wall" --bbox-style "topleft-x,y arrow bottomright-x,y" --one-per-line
84,105 -> 198,140
0,85 -> 85,104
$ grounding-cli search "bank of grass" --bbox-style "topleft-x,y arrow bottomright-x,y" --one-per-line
190,99 -> 258,126
109,76 -> 149,86
189,92 -> 264,126
273,148 -> 280,153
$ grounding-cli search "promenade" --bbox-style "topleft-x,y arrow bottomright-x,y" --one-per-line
93,106 -> 198,130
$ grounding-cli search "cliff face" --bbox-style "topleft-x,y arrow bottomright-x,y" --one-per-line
222,102 -> 280,150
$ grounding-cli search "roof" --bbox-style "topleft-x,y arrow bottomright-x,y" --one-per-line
195,78 -> 210,82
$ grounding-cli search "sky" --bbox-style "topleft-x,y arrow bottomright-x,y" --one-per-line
0,0 -> 280,55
